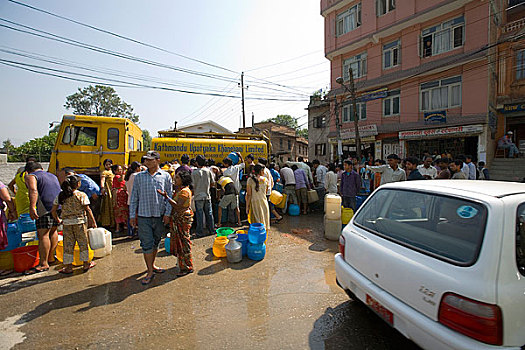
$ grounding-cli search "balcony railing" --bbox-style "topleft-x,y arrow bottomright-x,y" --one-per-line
503,17 -> 525,33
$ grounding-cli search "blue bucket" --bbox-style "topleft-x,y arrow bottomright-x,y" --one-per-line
288,204 -> 300,216
236,233 -> 249,256
247,242 -> 266,261
18,213 -> 36,233
1,222 -> 21,252
248,223 -> 266,244
164,236 -> 171,255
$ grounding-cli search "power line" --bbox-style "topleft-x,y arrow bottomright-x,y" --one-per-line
245,49 -> 323,72
7,0 -> 239,74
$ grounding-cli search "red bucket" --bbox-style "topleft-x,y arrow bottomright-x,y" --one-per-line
12,245 -> 39,273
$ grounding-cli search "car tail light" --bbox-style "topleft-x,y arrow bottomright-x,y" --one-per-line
438,292 -> 502,345
338,235 -> 345,259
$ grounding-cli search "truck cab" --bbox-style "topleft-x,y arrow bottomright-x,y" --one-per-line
49,115 -> 143,180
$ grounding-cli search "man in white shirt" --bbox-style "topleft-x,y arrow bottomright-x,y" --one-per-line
222,152 -> 247,193
417,156 -> 438,179
312,159 -> 328,189
458,155 -> 470,179
367,154 -> 406,185
465,155 -> 476,180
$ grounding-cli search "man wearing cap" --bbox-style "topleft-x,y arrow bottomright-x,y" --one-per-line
191,155 -> 215,237
498,131 -> 520,158
367,154 -> 406,185
129,151 -> 173,285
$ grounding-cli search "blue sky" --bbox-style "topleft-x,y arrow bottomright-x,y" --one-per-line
0,0 -> 328,145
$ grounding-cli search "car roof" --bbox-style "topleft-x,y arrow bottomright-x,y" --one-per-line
380,180 -> 525,198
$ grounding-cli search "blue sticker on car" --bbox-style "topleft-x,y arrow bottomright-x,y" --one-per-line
456,205 -> 478,219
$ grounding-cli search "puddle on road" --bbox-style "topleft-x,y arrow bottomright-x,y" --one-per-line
0,314 -> 26,350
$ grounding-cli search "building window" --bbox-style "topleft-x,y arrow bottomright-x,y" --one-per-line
383,40 -> 400,69
315,143 -> 326,156
383,90 -> 400,117
137,139 -> 142,151
128,135 -> 134,151
342,102 -> 367,122
517,49 -> 525,80
377,0 -> 395,16
343,52 -> 367,81
314,115 -> 327,128
336,3 -> 361,36
421,16 -> 464,57
420,76 -> 462,111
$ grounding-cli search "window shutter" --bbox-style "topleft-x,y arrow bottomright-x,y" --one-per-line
357,3 -> 362,25
418,36 -> 422,57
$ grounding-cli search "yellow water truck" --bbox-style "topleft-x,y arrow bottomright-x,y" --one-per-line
138,130 -> 271,164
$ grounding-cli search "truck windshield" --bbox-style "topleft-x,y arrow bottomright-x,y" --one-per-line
353,189 -> 487,266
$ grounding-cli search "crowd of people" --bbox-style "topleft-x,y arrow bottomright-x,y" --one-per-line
0,149 -> 493,281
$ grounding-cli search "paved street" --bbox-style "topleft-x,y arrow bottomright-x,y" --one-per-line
0,213 -> 419,350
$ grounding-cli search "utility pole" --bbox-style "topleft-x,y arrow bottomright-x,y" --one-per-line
241,72 -> 246,133
333,97 -> 342,162
251,112 -> 255,134
348,68 -> 362,160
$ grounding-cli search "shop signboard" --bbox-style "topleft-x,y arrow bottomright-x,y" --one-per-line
341,124 -> 378,139
357,87 -> 388,102
500,103 -> 525,113
399,124 -> 483,140
424,110 -> 446,124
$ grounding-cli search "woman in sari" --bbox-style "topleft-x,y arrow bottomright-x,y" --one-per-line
158,171 -> 194,276
111,164 -> 129,233
245,164 -> 270,230
98,159 -> 115,228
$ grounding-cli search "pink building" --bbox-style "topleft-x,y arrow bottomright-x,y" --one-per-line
314,0 -> 511,163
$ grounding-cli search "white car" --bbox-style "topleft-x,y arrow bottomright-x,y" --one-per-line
335,180 -> 525,350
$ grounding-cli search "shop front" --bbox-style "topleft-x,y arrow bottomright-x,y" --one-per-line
499,102 -> 525,155
399,124 -> 486,161
329,124 -> 378,161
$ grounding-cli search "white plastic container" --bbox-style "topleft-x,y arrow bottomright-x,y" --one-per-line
324,215 -> 342,241
88,228 -> 107,250
93,229 -> 112,258
325,194 -> 342,220
307,189 -> 319,203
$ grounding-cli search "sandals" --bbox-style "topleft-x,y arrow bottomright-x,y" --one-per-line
83,261 -> 96,272
153,267 -> 165,274
274,217 -> 283,223
141,274 -> 155,285
23,267 -> 49,275
176,269 -> 194,277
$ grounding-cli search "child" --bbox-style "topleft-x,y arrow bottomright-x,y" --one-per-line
111,164 -> 129,233
51,175 -> 97,274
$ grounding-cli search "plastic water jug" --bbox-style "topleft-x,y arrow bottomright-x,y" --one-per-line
55,240 -> 94,266
269,190 -> 283,205
247,242 -> 266,261
324,215 -> 342,241
164,233 -> 171,255
288,204 -> 300,216
1,222 -> 21,252
307,189 -> 319,203
225,234 -> 242,263
218,176 -> 233,188
18,213 -> 36,233
325,194 -> 342,220
213,236 -> 229,258
216,227 -> 235,237
275,193 -> 287,209
227,152 -> 240,165
88,228 -> 106,250
248,223 -> 266,244
235,231 -> 249,256
342,207 -> 354,225
93,230 -> 112,258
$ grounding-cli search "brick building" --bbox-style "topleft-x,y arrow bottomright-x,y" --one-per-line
311,0 -> 522,164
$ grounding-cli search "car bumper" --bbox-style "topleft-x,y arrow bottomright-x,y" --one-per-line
334,253 -> 520,350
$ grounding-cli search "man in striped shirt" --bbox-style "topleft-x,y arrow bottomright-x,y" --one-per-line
130,151 -> 173,285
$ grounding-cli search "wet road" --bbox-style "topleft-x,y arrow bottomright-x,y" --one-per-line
0,213 -> 420,349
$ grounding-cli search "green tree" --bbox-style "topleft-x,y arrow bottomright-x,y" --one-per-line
142,129 -> 152,151
263,114 -> 298,129
296,128 -> 308,138
64,85 -> 139,123
10,133 -> 58,162
2,139 -> 16,154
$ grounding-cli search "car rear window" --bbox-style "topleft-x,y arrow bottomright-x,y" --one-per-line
353,189 -> 487,266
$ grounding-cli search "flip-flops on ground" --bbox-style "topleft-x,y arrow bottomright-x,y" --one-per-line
153,267 -> 165,274
23,267 -> 49,275
83,261 -> 96,272
141,274 -> 155,285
